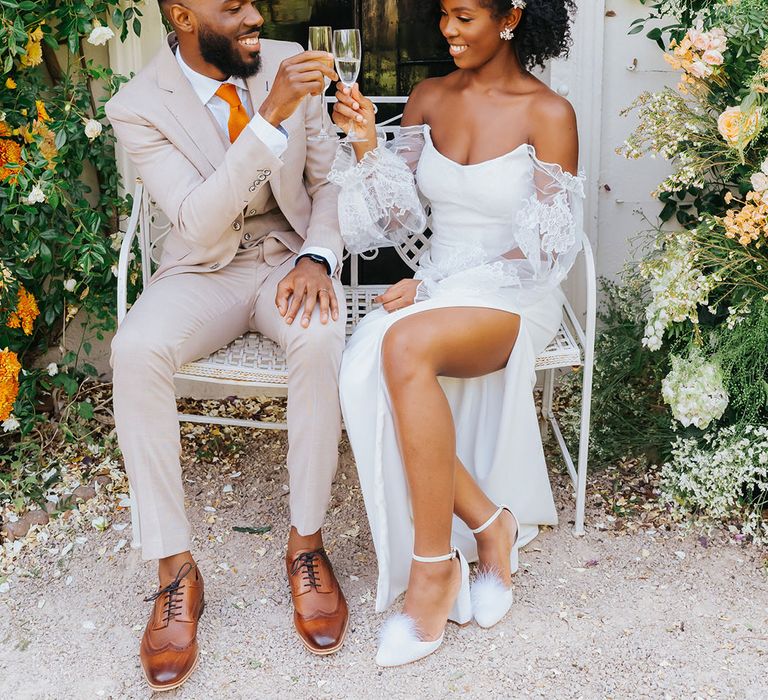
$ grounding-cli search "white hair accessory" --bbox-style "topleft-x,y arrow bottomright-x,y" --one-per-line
511,0 -> 527,8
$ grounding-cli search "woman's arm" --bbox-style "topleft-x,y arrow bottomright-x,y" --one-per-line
528,91 -> 579,175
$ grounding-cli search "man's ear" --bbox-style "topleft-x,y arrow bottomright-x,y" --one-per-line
167,3 -> 197,35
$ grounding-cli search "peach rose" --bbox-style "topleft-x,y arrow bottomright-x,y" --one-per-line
688,59 -> 713,78
706,28 -> 727,54
687,29 -> 708,51
718,106 -> 762,146
702,49 -> 724,66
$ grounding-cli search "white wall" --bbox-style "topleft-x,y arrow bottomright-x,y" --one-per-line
597,0 -> 675,280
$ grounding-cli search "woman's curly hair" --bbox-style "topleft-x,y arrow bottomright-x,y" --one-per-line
484,0 -> 577,70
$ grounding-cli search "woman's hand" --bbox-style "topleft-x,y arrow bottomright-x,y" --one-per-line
375,279 -> 421,313
332,82 -> 378,156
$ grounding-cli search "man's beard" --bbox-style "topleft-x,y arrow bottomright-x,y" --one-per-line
198,24 -> 261,79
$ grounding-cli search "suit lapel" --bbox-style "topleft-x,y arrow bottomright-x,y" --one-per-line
157,34 -> 226,175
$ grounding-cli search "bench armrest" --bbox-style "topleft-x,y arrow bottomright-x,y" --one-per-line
117,180 -> 144,326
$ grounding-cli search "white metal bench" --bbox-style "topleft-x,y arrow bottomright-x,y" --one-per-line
116,96 -> 595,542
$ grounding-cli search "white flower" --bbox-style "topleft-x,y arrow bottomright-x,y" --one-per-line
640,232 -> 713,350
46,362 -> 58,376
63,278 -> 76,292
751,172 -> 768,193
84,119 -> 102,140
662,350 -> 729,430
87,24 -> 115,46
91,516 -> 109,531
24,185 -> 46,205
761,157 -> 768,176
111,264 -> 119,278
2,416 -> 20,433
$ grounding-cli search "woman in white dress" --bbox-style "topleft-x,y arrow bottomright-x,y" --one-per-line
330,0 -> 581,666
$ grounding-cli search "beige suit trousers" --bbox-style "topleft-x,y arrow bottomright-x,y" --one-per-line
111,244 -> 346,560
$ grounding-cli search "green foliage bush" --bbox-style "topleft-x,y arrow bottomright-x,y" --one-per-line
0,1 -> 140,505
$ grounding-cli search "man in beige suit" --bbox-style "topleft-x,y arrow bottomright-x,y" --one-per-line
106,0 -> 360,690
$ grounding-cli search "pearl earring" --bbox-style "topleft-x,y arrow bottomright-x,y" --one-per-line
500,27 -> 514,41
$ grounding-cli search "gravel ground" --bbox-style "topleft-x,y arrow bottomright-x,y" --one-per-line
1,430 -> 767,700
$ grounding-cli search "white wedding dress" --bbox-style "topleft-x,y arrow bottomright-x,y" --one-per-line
329,124 -> 586,612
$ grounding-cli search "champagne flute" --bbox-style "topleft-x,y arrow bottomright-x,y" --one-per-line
333,29 -> 367,143
308,26 -> 337,142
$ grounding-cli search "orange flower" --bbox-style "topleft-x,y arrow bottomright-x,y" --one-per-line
36,100 -> 50,122
0,138 -> 23,183
6,286 -> 40,335
5,77 -> 16,89
0,122 -> 10,137
0,348 -> 22,421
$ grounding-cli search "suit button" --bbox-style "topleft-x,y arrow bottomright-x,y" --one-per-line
248,209 -> 256,216
244,233 -> 252,241
210,262 -> 220,270
232,221 -> 241,230
249,184 -> 257,192
264,169 -> 271,176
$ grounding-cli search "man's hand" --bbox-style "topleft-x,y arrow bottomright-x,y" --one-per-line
375,279 -> 420,313
259,51 -> 338,128
276,258 -> 339,327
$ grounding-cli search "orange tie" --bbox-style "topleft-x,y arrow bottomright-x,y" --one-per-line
215,83 -> 249,143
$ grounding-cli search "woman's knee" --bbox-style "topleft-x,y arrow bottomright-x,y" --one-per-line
381,322 -> 434,388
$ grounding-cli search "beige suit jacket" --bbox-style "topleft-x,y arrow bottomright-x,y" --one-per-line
106,34 -> 342,283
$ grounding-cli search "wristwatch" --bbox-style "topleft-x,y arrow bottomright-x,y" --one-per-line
296,253 -> 332,275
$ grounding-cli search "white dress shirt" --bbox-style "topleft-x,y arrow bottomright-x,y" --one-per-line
175,49 -> 338,272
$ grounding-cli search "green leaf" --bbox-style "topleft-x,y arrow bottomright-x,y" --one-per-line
54,130 -> 67,150
76,401 -> 94,420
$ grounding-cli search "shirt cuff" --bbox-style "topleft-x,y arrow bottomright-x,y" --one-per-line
248,112 -> 288,158
297,246 -> 338,275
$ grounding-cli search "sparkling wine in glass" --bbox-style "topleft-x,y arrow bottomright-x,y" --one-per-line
308,26 -> 337,142
333,29 -> 367,143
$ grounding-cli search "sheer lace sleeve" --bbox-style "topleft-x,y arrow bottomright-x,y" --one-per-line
414,147 -> 585,305
327,125 -> 428,254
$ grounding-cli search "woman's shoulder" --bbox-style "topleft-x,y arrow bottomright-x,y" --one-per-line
403,74 -> 457,124
525,81 -> 577,132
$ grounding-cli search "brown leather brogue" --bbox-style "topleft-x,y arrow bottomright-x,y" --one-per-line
140,562 -> 205,692
286,548 -> 349,655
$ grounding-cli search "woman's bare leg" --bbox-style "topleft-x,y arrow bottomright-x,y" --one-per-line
454,457 -> 518,583
381,307 -> 520,639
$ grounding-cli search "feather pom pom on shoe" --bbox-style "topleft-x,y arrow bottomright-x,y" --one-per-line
375,613 -> 443,667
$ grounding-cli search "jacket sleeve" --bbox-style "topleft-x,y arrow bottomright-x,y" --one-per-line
106,98 -> 284,250
299,82 -> 345,269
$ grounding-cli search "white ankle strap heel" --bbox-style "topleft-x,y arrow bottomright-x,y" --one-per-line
470,505 -> 520,629
375,547 -> 472,667
412,549 -> 457,563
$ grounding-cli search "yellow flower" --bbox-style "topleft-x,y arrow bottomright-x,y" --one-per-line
760,47 -> 768,69
721,192 -> 768,247
0,138 -> 23,183
36,100 -> 50,122
718,106 -> 762,148
0,348 -> 21,422
21,39 -> 43,68
6,286 -> 40,336
5,78 -> 16,89
20,25 -> 44,68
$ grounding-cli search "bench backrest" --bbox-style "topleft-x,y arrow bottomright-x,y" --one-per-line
136,96 -> 431,291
